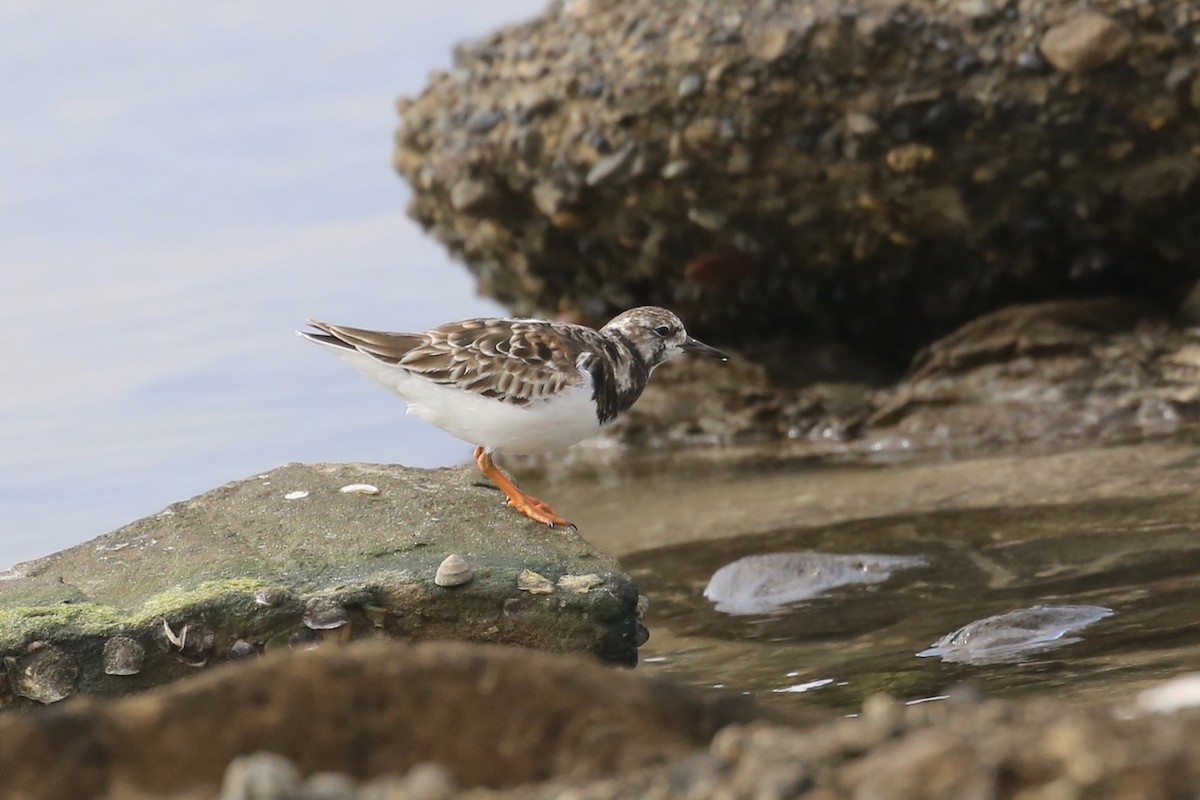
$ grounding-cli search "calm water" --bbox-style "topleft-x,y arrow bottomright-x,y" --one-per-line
0,2 -> 545,566
617,464 -> 1200,711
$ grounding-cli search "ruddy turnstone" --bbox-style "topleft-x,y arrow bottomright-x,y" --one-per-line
299,307 -> 727,527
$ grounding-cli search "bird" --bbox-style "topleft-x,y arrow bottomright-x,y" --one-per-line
299,306 -> 728,527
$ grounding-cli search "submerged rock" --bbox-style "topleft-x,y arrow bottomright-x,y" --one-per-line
704,551 -> 928,616
917,604 -> 1115,664
0,463 -> 642,707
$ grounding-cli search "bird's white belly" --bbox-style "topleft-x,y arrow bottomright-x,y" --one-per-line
338,351 -> 601,454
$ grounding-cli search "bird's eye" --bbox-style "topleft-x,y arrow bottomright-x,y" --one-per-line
653,325 -> 672,337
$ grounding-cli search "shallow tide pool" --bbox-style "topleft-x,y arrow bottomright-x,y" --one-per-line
531,438 -> 1200,711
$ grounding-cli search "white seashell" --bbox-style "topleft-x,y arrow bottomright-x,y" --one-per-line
434,554 -> 473,587
339,483 -> 380,495
283,491 -> 309,500
517,568 -> 555,595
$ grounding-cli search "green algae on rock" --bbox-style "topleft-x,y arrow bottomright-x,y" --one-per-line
0,462 -> 642,707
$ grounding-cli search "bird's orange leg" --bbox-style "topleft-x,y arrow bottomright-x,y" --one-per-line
473,447 -> 573,528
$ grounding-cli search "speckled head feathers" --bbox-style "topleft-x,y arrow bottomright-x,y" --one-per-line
601,306 -> 728,370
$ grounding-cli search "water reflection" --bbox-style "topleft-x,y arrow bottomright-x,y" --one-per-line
916,604 -> 1114,665
704,552 -> 928,615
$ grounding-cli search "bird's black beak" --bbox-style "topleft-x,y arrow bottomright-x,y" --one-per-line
682,336 -> 729,361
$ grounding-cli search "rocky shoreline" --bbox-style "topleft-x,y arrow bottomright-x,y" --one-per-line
6,0 -> 1200,796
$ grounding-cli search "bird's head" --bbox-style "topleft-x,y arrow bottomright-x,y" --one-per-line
601,306 -> 728,370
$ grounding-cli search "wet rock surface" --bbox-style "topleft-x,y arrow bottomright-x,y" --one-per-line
0,462 -> 642,708
395,0 -> 1200,358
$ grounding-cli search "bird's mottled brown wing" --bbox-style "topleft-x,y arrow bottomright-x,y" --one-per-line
305,318 -> 591,405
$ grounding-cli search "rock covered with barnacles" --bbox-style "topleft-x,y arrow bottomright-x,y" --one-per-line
0,463 -> 641,708
395,0 -> 1200,359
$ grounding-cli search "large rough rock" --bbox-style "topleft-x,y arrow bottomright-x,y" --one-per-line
394,0 -> 1200,360
0,463 -> 642,709
0,640 -> 764,800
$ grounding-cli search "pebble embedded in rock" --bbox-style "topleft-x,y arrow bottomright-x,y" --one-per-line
219,752 -> 301,800
585,143 -> 638,186
885,142 -> 936,173
228,639 -> 261,660
1039,12 -> 1131,74
450,179 -> 495,212
677,72 -> 704,98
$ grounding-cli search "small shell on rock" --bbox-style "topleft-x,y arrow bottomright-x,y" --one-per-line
556,573 -> 604,593
5,643 -> 78,704
103,635 -> 145,676
339,483 -> 380,495
434,554 -> 474,587
517,569 -> 555,595
283,490 -> 309,500
254,588 -> 290,607
303,597 -> 350,630
636,594 -> 651,620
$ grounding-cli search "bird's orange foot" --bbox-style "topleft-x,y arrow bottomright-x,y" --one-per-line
474,446 -> 576,529
505,492 -> 574,528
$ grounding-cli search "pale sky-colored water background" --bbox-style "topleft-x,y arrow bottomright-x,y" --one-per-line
1,1 -> 548,567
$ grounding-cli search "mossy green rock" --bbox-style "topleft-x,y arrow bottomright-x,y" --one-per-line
0,463 -> 641,707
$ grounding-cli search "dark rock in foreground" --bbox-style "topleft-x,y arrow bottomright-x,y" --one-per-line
0,640 -> 763,800
485,691 -> 1200,800
5,639 -> 1197,800
395,0 -> 1200,360
0,463 -> 642,708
